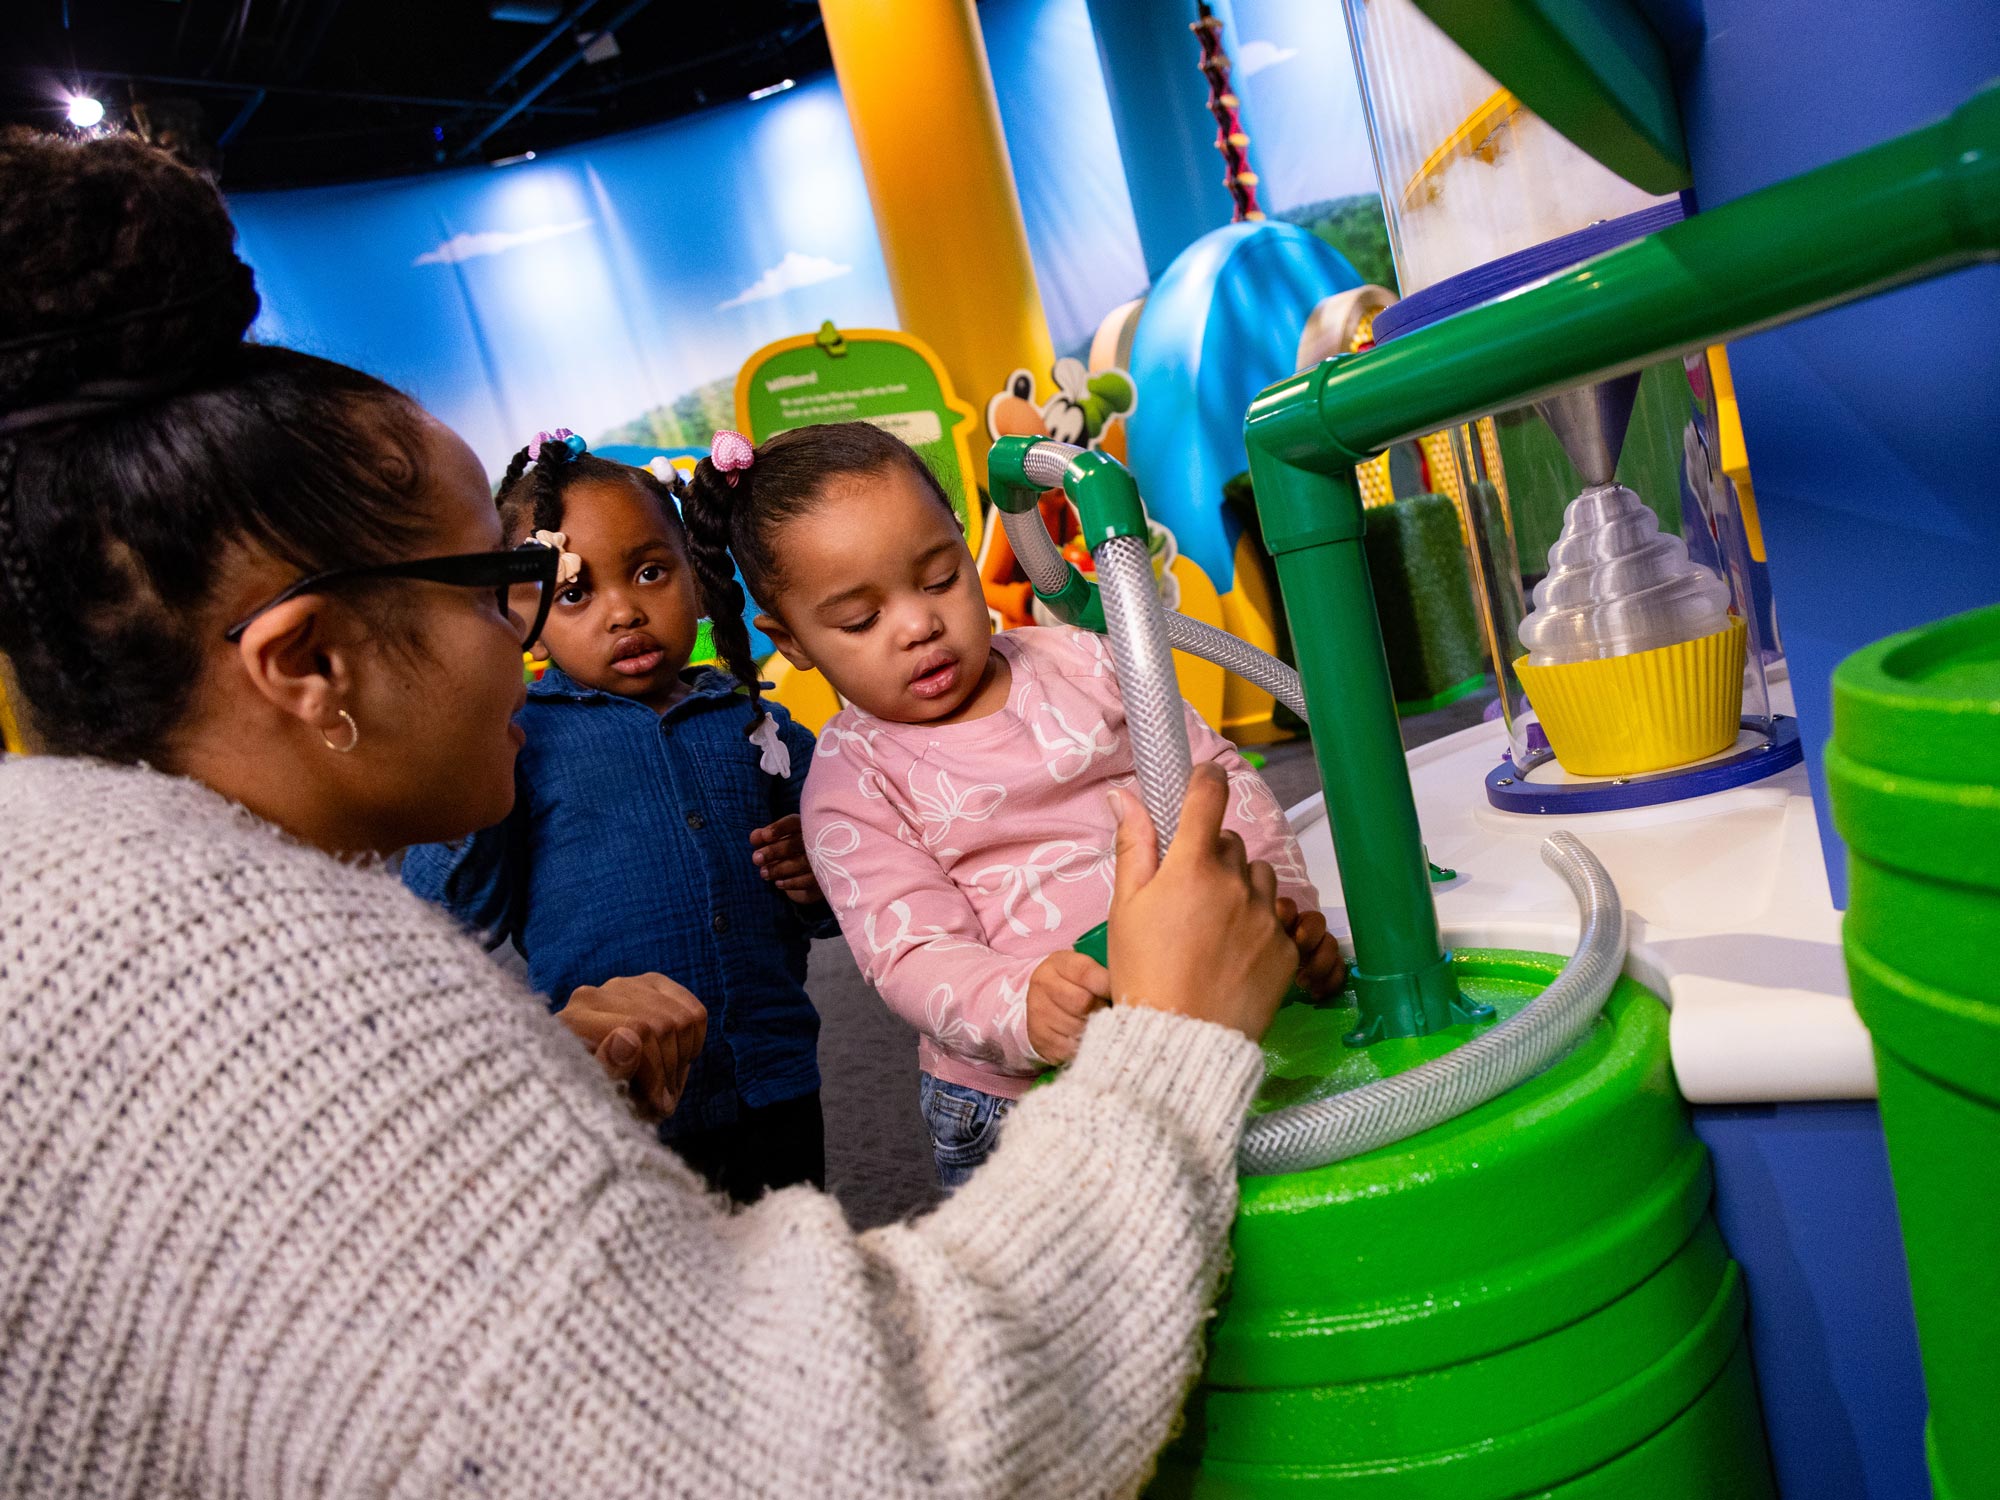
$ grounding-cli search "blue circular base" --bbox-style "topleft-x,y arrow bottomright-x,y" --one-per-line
1485,717 -> 1803,814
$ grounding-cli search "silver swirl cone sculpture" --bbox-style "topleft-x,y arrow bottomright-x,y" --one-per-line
1518,483 -> 1732,667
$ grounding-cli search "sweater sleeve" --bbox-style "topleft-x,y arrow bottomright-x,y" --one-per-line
449,1002 -> 1266,1500
803,757 -> 1045,1075
1184,702 -> 1321,912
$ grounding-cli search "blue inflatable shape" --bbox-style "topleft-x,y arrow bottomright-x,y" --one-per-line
1125,221 -> 1363,594
593,443 -> 773,661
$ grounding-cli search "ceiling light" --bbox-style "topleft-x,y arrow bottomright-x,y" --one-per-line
747,79 -> 796,102
67,96 -> 106,129
492,149 -> 538,167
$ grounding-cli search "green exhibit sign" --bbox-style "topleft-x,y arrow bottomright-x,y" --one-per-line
734,322 -> 984,555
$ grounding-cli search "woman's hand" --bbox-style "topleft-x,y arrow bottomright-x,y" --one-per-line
1106,764 -> 1296,1043
752,814 -> 825,906
560,974 -> 708,1120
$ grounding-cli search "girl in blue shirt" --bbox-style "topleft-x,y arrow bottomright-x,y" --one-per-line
404,431 -> 831,1203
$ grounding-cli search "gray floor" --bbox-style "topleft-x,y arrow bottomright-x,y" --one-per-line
817,690 -> 1498,1229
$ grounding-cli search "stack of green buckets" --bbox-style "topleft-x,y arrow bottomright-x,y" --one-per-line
1829,601 -> 2000,1500
1149,951 -> 1775,1496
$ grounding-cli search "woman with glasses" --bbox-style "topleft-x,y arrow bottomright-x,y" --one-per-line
0,129 -> 1297,1499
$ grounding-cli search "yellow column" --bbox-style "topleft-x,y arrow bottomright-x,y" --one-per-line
0,657 -> 24,755
820,0 -> 1056,485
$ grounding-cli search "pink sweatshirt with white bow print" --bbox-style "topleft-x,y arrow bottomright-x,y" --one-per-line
801,625 -> 1319,1100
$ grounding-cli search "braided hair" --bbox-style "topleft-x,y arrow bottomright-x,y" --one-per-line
493,440 -> 687,555
680,421 -> 958,737
0,128 -> 433,763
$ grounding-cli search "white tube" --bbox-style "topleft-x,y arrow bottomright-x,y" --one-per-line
999,486 -> 1309,721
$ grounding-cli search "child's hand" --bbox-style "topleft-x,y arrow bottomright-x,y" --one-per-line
751,814 -> 824,906
1276,897 -> 1348,997
1026,950 -> 1113,1065
562,974 -> 708,1121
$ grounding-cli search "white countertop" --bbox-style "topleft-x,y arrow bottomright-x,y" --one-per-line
1285,682 -> 1878,1104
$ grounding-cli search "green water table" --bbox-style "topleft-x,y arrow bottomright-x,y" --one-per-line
992,71 -> 1999,1499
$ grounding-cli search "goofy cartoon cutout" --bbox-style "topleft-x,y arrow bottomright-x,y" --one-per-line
981,358 -> 1141,629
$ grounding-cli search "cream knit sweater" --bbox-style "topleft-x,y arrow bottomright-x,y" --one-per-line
0,755 -> 1264,1499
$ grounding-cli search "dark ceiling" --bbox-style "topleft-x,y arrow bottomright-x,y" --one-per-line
1,0 -> 832,190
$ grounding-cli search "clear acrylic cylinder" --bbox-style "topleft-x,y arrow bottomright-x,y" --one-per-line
1422,352 -> 1775,772
1339,0 -> 1674,296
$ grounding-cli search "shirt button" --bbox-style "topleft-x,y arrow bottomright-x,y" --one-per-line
711,912 -> 730,935
686,811 -> 706,830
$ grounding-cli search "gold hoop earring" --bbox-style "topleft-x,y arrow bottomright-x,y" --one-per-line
320,709 -> 360,754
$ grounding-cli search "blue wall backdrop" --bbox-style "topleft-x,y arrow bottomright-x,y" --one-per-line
231,76 -> 897,473
229,0 -> 1379,477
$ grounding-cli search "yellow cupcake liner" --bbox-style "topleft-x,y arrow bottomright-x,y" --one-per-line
1515,618 -> 1748,777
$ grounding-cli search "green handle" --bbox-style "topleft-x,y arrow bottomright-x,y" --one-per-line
1247,81 -> 2000,1045
987,434 -> 1050,514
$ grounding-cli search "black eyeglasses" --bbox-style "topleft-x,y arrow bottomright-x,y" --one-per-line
223,543 -> 560,650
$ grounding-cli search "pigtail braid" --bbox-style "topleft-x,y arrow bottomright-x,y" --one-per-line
494,440 -> 578,543
682,458 -> 767,733
529,464 -> 566,538
496,444 -> 533,499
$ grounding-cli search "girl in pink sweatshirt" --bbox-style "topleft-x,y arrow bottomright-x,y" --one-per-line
682,422 -> 1344,1185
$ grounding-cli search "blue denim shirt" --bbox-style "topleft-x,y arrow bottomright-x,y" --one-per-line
402,665 -> 828,1137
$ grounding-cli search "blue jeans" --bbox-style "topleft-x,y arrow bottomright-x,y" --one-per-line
918,1074 -> 1015,1190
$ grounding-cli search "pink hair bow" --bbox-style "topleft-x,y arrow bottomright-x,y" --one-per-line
712,429 -> 755,487
529,427 -> 580,462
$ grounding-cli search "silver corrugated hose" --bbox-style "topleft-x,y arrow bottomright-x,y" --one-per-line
1236,832 -> 1626,1175
1096,533 -> 1194,856
1019,439 -> 1081,490
1001,505 -> 1075,597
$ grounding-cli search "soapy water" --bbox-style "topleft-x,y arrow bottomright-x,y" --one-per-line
1517,483 -> 1732,666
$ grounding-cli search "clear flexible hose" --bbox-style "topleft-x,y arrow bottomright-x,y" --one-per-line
998,471 -> 1309,723
1000,500 -> 1312,724
1161,613 -> 1308,722
1238,832 -> 1625,1174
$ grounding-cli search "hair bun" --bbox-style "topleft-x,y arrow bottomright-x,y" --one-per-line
0,128 -> 261,412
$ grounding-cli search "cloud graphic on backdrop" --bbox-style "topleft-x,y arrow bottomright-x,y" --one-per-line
414,218 -> 594,266
1236,40 -> 1298,78
717,251 -> 853,311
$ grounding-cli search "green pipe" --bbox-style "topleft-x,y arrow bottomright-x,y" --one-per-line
1272,530 -> 1486,1043
1248,81 -> 1999,1043
987,434 -> 1110,631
